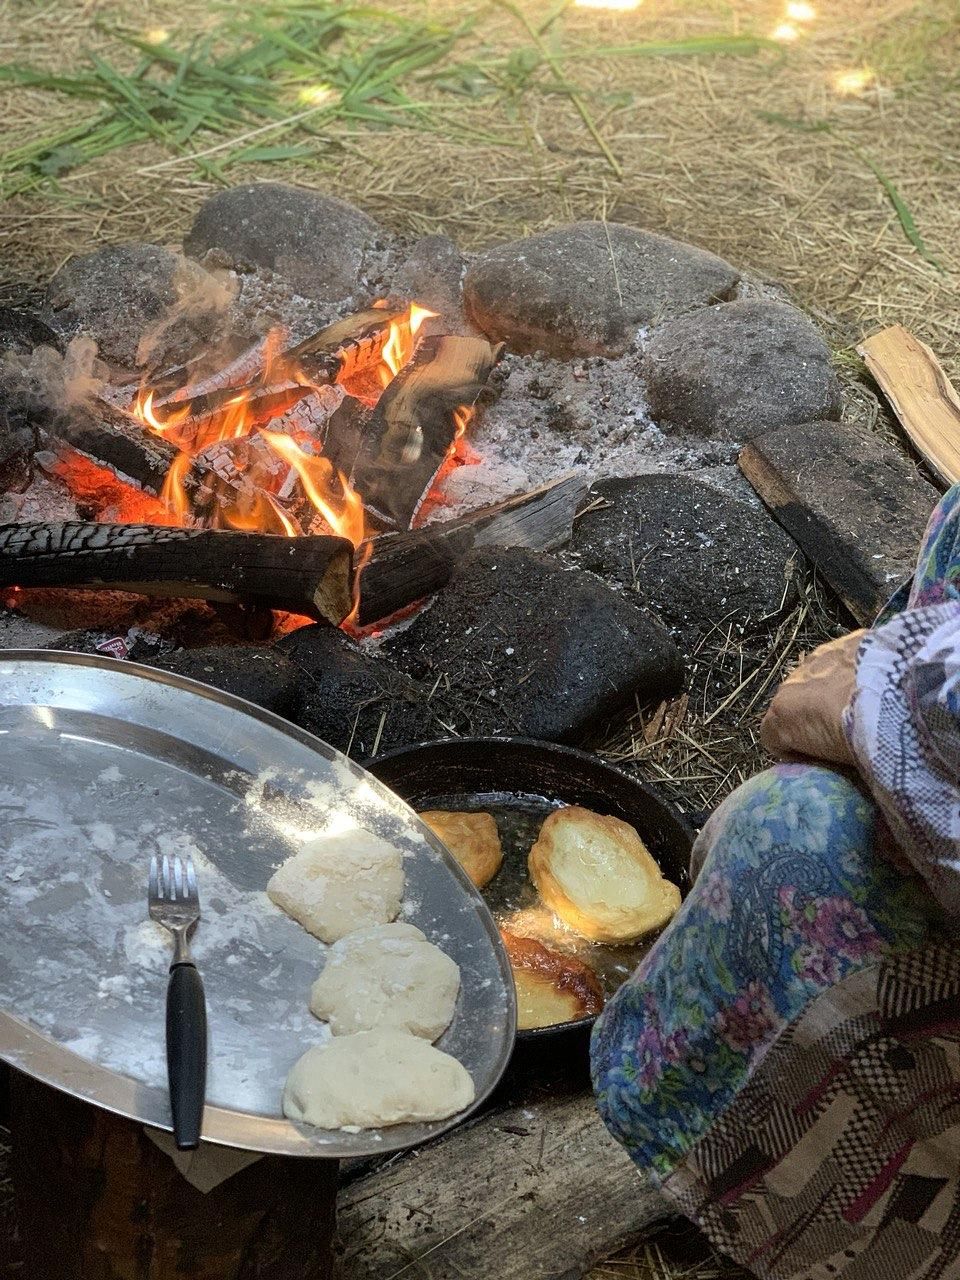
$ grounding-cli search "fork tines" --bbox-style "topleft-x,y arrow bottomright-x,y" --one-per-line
148,854 -> 200,905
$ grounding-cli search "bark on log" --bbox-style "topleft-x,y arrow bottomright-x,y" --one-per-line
353,335 -> 502,530
8,1070 -> 338,1280
857,324 -> 960,487
357,475 -> 588,626
49,400 -> 180,494
0,522 -> 355,625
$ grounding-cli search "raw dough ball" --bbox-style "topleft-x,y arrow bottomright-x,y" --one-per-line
267,829 -> 404,944
529,806 -> 680,943
419,810 -> 503,888
310,923 -> 461,1040
282,1030 -> 475,1129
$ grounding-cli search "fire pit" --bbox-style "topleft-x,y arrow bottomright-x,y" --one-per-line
0,181 -> 856,776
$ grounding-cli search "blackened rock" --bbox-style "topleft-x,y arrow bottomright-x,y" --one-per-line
640,300 -> 841,442
146,646 -> 299,714
463,223 -> 740,359
276,625 -> 458,759
569,475 -> 800,644
384,547 -> 684,743
43,243 -> 220,370
185,184 -> 383,302
0,307 -> 63,356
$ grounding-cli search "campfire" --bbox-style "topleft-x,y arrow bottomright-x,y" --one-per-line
0,295 -> 587,634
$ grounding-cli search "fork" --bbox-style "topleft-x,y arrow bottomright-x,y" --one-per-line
148,855 -> 208,1151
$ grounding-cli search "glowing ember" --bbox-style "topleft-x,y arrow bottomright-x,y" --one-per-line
833,67 -> 875,96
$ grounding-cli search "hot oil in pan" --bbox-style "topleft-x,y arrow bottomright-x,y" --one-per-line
418,791 -> 666,1011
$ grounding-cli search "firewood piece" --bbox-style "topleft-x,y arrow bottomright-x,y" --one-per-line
0,522 -> 355,624
857,324 -> 960,487
10,1071 -> 338,1280
156,382 -> 312,450
48,400 -> 180,494
739,420 -> 938,624
284,305 -> 408,384
152,333 -> 271,405
357,475 -> 588,626
353,335 -> 503,530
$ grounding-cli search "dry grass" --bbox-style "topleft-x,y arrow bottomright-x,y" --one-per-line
0,3 -> 955,1277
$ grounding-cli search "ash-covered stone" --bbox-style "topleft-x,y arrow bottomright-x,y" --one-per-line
640,300 -> 841,442
384,546 -> 684,743
463,222 -> 740,359
43,241 -> 229,371
0,310 -> 62,494
144,645 -> 298,714
568,475 -> 800,645
275,624 -> 459,759
391,235 -> 468,335
0,307 -> 63,357
185,184 -> 387,303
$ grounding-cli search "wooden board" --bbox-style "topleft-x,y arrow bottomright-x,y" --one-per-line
740,420 -> 938,624
857,325 -> 960,487
338,1062 -> 669,1280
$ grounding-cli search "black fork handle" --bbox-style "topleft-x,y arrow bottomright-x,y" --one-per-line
166,960 -> 208,1150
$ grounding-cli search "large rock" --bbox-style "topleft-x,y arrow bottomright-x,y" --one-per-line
43,243 -> 223,370
569,475 -> 800,644
185,183 -> 384,302
463,222 -> 740,359
391,234 -> 469,337
640,300 -> 841,442
275,625 -> 458,760
146,646 -> 299,715
384,546 -> 684,743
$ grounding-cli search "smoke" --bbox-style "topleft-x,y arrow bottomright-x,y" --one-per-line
135,256 -> 237,371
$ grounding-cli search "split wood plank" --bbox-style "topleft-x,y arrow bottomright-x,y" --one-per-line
357,475 -> 588,626
857,325 -> 960,487
740,420 -> 938,624
338,1083 -> 669,1280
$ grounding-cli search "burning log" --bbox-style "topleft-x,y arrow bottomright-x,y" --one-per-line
358,475 -> 587,626
47,400 -> 180,495
353,335 -> 503,530
142,381 -> 312,451
284,306 -> 410,385
0,522 -> 355,625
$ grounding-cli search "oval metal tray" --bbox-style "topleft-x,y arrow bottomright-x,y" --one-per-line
0,651 -> 515,1157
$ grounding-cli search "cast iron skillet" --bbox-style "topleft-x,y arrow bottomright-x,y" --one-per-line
367,737 -> 694,1041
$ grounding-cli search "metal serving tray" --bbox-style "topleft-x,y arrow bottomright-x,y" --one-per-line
0,651 -> 515,1157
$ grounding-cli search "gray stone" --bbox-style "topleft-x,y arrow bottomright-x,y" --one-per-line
145,646 -> 299,714
185,183 -> 384,302
569,475 -> 800,644
392,235 -> 469,337
740,420 -> 939,624
275,625 -> 458,760
43,243 -> 221,370
463,222 -> 740,359
384,546 -> 684,743
640,299 -> 841,442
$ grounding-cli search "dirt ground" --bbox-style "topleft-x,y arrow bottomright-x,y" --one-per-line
1,1 -> 957,1276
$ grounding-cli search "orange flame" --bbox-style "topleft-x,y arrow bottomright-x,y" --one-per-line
377,303 -> 435,389
258,430 -> 366,550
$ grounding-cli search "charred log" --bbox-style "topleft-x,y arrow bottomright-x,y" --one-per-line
47,400 -> 179,494
0,522 -> 355,625
284,306 -> 408,385
352,335 -> 503,530
357,475 -> 587,626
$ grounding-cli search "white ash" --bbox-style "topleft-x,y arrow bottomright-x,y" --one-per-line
431,340 -> 746,522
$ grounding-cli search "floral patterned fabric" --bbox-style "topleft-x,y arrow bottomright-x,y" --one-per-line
590,484 -> 960,1278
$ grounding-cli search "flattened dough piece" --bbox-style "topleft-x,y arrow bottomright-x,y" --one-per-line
282,1030 -> 475,1129
419,810 -> 503,888
310,922 -> 461,1040
267,829 -> 404,944
529,806 -> 680,943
